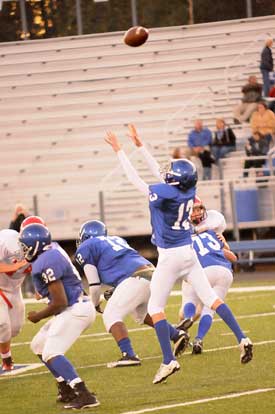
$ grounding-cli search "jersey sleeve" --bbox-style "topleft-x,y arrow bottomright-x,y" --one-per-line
138,146 -> 162,181
117,150 -> 149,195
75,242 -> 96,269
149,183 -> 175,207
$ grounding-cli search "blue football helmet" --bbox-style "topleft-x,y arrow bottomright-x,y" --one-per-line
164,159 -> 198,191
77,220 -> 107,247
19,224 -> 51,262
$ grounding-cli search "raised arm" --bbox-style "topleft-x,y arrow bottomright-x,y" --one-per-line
105,131 -> 149,195
127,124 -> 162,181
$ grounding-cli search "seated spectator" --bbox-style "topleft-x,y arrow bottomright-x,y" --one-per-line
250,101 -> 275,146
172,146 -> 203,180
188,119 -> 214,180
172,146 -> 192,160
233,76 -> 262,124
243,132 -> 270,177
211,118 -> 236,163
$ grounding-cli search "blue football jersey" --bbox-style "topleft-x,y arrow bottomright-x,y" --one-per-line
192,230 -> 232,271
31,246 -> 83,306
75,235 -> 151,287
149,183 -> 195,248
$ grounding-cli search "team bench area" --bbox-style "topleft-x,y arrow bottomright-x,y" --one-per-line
228,239 -> 275,264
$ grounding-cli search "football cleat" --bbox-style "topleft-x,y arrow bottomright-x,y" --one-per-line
176,317 -> 194,332
192,338 -> 203,354
173,330 -> 190,357
107,352 -> 141,368
63,382 -> 100,410
153,360 -> 180,384
239,337 -> 253,364
1,357 -> 14,371
57,381 -> 76,403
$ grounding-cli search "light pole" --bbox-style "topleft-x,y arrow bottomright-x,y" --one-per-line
19,0 -> 29,39
246,0 -> 252,17
76,0 -> 83,35
131,0 -> 138,26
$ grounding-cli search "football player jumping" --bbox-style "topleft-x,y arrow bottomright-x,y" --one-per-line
0,229 -> 30,371
75,219 -> 189,368
19,224 -> 99,410
105,128 -> 253,385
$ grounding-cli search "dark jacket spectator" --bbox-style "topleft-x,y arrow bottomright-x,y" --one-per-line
260,38 -> 274,96
243,132 -> 270,177
212,119 -> 236,163
233,76 -> 262,123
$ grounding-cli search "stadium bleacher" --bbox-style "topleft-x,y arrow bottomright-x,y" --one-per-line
1,15 -> 275,239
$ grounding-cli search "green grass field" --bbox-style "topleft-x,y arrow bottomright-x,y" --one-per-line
2,274 -> 275,414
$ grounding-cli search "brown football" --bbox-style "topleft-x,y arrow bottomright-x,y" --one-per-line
123,26 -> 149,47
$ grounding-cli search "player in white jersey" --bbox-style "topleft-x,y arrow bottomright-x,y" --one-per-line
178,198 -> 237,353
0,229 -> 30,371
105,127 -> 253,384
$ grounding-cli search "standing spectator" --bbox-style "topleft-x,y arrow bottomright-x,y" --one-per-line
187,119 -> 214,180
260,38 -> 273,97
243,132 -> 270,177
9,204 -> 28,232
233,76 -> 262,123
250,101 -> 275,145
212,119 -> 236,163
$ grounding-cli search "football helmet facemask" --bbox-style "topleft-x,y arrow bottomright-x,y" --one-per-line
190,196 -> 207,225
19,224 -> 51,262
163,159 -> 198,191
77,220 -> 107,247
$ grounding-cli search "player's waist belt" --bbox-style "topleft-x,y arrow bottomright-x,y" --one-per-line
0,288 -> 13,309
131,265 -> 155,280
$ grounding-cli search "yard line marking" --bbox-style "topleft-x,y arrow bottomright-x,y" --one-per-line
2,339 -> 275,382
171,286 -> 275,296
23,286 -> 275,304
11,311 -> 275,348
120,387 -> 275,414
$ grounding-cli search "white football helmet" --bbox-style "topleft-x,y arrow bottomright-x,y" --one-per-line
0,229 -> 23,262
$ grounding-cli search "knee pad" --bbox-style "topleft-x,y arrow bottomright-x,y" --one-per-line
0,322 -> 11,343
147,299 -> 164,316
103,307 -> 123,332
42,348 -> 60,363
30,332 -> 45,356
11,322 -> 24,338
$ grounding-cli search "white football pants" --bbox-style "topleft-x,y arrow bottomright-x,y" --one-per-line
182,265 -> 233,318
148,244 -> 218,316
30,300 -> 95,362
103,276 -> 151,332
0,289 -> 25,343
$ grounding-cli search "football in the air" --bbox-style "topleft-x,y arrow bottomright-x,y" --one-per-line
123,26 -> 149,47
